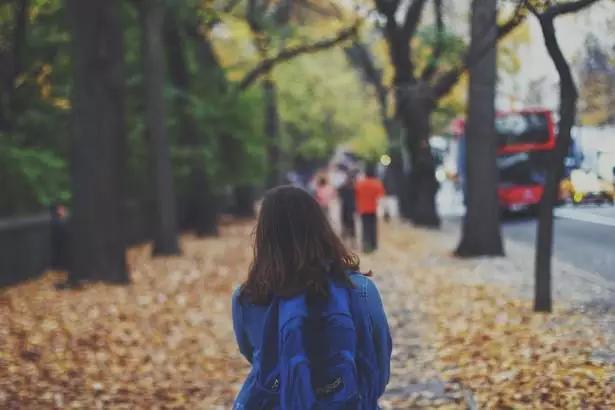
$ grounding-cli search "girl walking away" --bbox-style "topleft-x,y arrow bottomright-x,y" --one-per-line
232,186 -> 392,410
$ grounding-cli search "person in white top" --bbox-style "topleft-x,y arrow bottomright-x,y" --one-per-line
315,175 -> 336,217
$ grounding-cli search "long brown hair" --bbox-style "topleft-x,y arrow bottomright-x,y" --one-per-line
241,185 -> 359,305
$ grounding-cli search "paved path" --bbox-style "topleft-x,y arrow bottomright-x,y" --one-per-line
363,228 -> 468,409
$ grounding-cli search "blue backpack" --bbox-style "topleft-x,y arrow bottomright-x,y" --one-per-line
237,278 -> 380,410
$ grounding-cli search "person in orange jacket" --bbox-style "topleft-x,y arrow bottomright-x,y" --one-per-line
355,163 -> 385,253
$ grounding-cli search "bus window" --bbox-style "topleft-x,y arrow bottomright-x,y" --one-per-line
495,112 -> 550,147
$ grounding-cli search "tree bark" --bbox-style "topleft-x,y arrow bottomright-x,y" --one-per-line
344,41 -> 410,218
247,0 -> 284,189
386,118 -> 408,211
377,0 -> 439,227
533,12 -> 578,312
66,0 -> 128,283
398,83 -> 440,227
456,0 -> 504,256
164,14 -> 218,236
233,185 -> 256,218
0,0 -> 28,131
374,0 -> 526,228
263,77 -> 282,188
139,0 -> 180,255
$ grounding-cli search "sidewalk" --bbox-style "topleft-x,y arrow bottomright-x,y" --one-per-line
1,220 -> 613,408
371,220 -> 615,408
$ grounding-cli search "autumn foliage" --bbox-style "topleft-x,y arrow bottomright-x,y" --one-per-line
1,221 -> 613,408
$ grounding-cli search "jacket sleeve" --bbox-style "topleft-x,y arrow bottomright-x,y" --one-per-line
232,288 -> 254,363
362,276 -> 393,395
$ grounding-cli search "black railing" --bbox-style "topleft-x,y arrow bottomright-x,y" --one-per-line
0,214 -> 52,287
0,200 -> 156,288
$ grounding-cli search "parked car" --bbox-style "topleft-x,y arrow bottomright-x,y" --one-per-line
561,169 -> 614,205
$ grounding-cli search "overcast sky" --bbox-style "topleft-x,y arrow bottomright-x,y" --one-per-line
498,1 -> 615,111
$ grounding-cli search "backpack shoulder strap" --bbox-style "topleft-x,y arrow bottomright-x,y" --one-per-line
278,293 -> 315,410
259,299 -> 280,380
347,273 -> 380,409
347,273 -> 370,322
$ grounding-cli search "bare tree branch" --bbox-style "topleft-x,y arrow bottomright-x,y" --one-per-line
530,8 -> 576,98
547,0 -> 600,17
345,41 -> 389,114
525,1 -> 540,16
527,0 -> 600,91
246,0 -> 271,59
238,21 -> 360,90
403,0 -> 429,36
431,1 -> 527,100
345,40 -> 396,138
420,0 -> 444,81
528,0 -> 602,313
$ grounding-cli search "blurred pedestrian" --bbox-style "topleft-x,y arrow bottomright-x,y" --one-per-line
315,175 -> 336,217
457,134 -> 467,206
338,171 -> 357,248
331,164 -> 347,190
355,163 -> 385,253
378,161 -> 396,223
232,186 -> 391,409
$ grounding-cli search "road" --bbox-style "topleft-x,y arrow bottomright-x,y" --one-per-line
437,183 -> 615,282
501,206 -> 615,281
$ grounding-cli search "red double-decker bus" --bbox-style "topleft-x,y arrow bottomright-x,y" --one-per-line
454,109 -> 557,212
495,109 -> 556,211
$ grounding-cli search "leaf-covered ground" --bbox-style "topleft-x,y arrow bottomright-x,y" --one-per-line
1,220 -> 613,409
1,222 -> 252,409
372,223 -> 615,409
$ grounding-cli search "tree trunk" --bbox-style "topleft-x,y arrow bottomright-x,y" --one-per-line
234,185 -> 256,218
534,13 -> 578,313
389,122 -> 413,221
388,143 -> 410,218
164,14 -> 218,236
399,83 -> 440,227
191,28 -> 227,93
389,26 -> 440,226
455,0 -> 504,257
263,77 -> 281,188
140,0 -> 180,255
0,0 -> 28,131
191,160 -> 218,235
66,0 -> 128,283
344,42 -> 410,218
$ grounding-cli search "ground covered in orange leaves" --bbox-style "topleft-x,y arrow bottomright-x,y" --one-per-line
1,223 -> 253,409
1,220 -> 613,409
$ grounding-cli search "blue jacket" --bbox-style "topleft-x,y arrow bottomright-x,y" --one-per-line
232,273 -> 392,406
